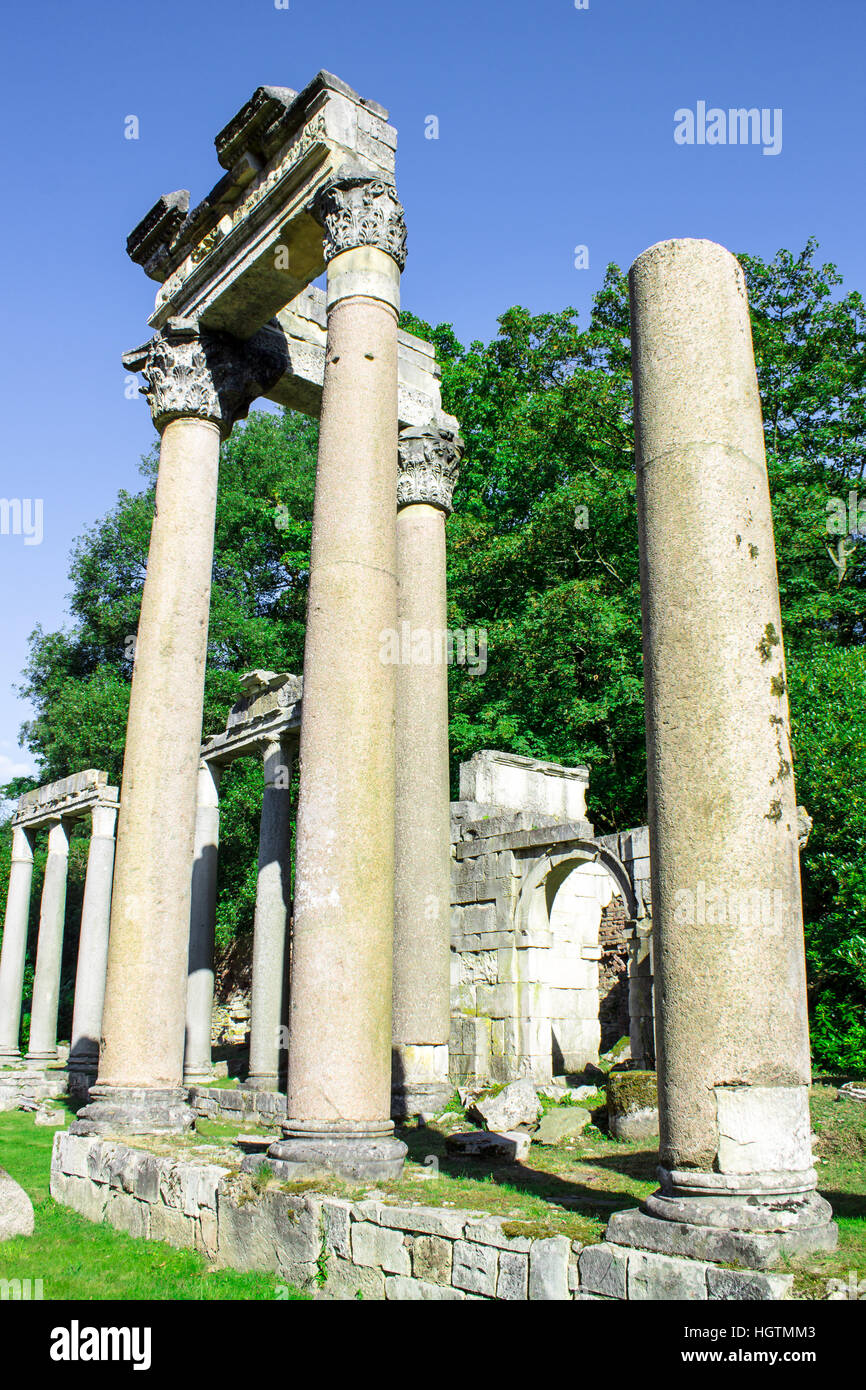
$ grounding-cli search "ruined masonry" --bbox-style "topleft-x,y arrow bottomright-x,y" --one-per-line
0,68 -> 836,1299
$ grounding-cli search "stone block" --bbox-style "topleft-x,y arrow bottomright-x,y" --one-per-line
497,1250 -> 529,1300
323,1256 -> 386,1301
627,1249 -> 709,1301
412,1234 -> 453,1284
378,1204 -> 467,1240
133,1156 -> 162,1204
149,1202 -> 196,1249
218,1191 -> 318,1274
578,1242 -> 628,1299
706,1266 -> 793,1301
351,1221 -> 411,1275
529,1236 -> 571,1300
385,1276 -> 467,1301
197,1210 -> 218,1260
463,1219 -> 532,1253
446,1130 -> 531,1161
105,1192 -> 150,1239
533,1107 -> 591,1145
0,1165 -> 34,1239
452,1239 -> 498,1296
320,1198 -> 352,1258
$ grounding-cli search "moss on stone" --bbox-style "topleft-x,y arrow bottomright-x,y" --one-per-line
606,1070 -> 658,1118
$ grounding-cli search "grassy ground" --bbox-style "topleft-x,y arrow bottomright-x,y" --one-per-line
1,1082 -> 862,1299
0,1102 -> 308,1301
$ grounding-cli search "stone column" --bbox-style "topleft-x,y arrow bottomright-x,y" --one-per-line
183,761 -> 222,1087
25,819 -> 70,1068
607,238 -> 835,1266
268,176 -> 408,1180
391,422 -> 463,1119
68,800 -> 118,1087
0,826 -> 36,1065
74,320 -> 287,1137
245,738 -> 294,1091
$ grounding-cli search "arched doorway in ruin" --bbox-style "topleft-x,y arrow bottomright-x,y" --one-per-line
515,839 -> 637,1076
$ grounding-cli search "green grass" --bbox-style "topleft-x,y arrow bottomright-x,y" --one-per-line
0,1106 -> 308,1301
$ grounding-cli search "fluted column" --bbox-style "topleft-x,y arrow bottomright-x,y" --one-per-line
68,800 -> 118,1086
391,422 -> 463,1119
269,176 -> 408,1180
183,761 -> 222,1087
245,738 -> 294,1091
26,819 -> 70,1068
74,320 -> 287,1137
0,826 -> 36,1065
606,239 -> 836,1267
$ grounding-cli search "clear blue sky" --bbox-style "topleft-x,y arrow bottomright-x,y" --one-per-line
1,0 -> 863,783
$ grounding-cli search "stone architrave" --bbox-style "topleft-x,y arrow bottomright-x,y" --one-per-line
183,762 -> 222,1087
391,421 -> 463,1119
73,324 -> 287,1138
25,820 -> 70,1068
0,826 -> 35,1066
267,173 -> 408,1181
68,800 -> 118,1086
605,238 -> 836,1266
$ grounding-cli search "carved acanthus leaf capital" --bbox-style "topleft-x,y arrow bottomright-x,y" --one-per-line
397,421 -> 465,514
313,174 -> 407,270
123,319 -> 289,438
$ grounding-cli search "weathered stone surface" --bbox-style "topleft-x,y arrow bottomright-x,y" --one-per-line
628,1249 -> 708,1301
0,1166 -> 34,1240
533,1106 -> 590,1145
105,1192 -> 150,1239
218,1190 -> 318,1273
606,1070 -> 658,1141
528,1235 -> 571,1300
446,1130 -> 532,1161
470,1080 -> 542,1132
385,1275 -> 467,1301
706,1266 -> 793,1301
351,1221 -> 411,1275
324,1256 -> 386,1301
320,1199 -> 352,1258
838,1082 -> 866,1105
578,1242 -> 628,1299
412,1234 -> 453,1284
452,1239 -> 498,1296
376,1202 -> 468,1239
497,1249 -> 529,1300
149,1203 -> 196,1249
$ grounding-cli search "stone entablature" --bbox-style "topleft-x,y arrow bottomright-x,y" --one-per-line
49,1131 -> 793,1301
14,770 -> 118,829
130,71 -> 398,338
201,670 -> 302,767
458,751 -> 590,825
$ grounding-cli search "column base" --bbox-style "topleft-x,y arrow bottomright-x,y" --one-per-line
183,1066 -> 215,1088
25,1050 -> 60,1069
0,1049 -> 24,1068
242,1073 -> 283,1092
70,1085 -> 195,1136
607,1189 -> 837,1271
262,1121 -> 407,1182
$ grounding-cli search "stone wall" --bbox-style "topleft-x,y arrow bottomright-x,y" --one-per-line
49,1131 -> 792,1301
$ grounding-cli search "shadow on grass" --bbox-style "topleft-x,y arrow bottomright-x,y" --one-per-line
397,1123 -> 654,1217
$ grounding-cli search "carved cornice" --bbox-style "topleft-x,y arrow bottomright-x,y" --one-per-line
123,319 -> 290,438
313,174 -> 407,270
397,421 -> 464,514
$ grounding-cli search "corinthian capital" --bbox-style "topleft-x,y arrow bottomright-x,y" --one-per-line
122,319 -> 289,438
397,421 -> 464,515
313,174 -> 407,271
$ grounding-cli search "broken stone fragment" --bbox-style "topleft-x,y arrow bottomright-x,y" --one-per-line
0,1166 -> 34,1240
468,1080 -> 542,1133
533,1107 -> 591,1146
446,1130 -> 532,1161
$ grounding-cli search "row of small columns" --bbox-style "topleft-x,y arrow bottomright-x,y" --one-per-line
0,800 -> 117,1080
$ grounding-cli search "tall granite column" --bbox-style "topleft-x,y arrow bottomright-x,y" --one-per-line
268,175 -> 408,1179
68,800 -> 118,1088
0,826 -> 36,1065
26,820 -> 70,1068
606,239 -> 835,1265
74,320 -> 287,1136
245,737 -> 294,1091
183,761 -> 222,1087
391,422 -> 463,1119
